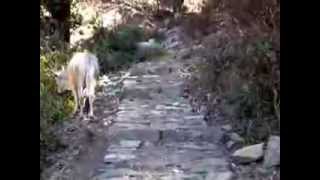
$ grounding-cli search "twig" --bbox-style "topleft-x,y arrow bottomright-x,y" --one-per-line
273,88 -> 280,124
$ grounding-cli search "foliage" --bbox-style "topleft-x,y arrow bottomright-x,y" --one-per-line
85,25 -> 145,73
109,25 -> 145,51
88,12 -> 103,31
40,51 -> 74,174
40,52 -> 73,135
193,36 -> 280,144
70,0 -> 83,32
184,0 -> 280,145
40,0 -> 83,44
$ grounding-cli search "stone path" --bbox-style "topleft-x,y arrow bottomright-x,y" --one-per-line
91,29 -> 234,179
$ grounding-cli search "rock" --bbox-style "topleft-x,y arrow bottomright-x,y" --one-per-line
94,168 -> 138,179
178,48 -> 192,59
207,171 -> 234,180
164,18 -> 170,27
142,141 -> 154,147
72,149 -> 80,156
112,129 -> 159,143
135,40 -> 163,59
158,28 -> 167,34
256,167 -> 274,176
232,143 -> 264,163
192,44 -> 205,51
229,133 -> 244,143
147,69 -> 155,74
221,124 -> 232,131
227,140 -> 244,151
186,158 -> 228,173
119,140 -> 142,149
103,153 -> 136,163
226,141 -> 235,149
263,136 -> 280,168
199,105 -> 207,113
194,30 -> 203,40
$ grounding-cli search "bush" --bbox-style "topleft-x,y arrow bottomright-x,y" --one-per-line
192,36 -> 280,144
40,51 -> 74,174
40,52 -> 74,125
109,25 -> 145,51
40,0 -> 83,52
87,25 -> 145,73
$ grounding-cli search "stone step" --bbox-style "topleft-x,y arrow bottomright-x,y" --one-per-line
109,129 -> 160,143
164,142 -> 219,151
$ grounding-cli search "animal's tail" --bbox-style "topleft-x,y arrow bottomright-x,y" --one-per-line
83,55 -> 100,97
93,55 -> 100,79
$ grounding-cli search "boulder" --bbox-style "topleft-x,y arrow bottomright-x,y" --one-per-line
135,39 -> 163,60
221,124 -> 232,132
229,133 -> 245,143
263,136 -> 280,168
232,143 -> 264,163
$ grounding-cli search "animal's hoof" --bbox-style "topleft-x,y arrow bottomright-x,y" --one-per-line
89,114 -> 96,119
71,109 -> 80,116
79,112 -> 84,118
71,113 -> 78,118
83,116 -> 90,121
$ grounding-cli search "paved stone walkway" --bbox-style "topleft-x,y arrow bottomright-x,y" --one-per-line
91,32 -> 234,179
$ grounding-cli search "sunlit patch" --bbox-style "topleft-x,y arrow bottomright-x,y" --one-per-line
102,9 -> 123,30
184,0 -> 206,14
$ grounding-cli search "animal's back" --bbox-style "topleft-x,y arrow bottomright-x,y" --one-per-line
68,52 -> 99,76
67,52 -> 99,92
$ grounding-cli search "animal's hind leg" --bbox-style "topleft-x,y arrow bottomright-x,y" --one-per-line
79,87 -> 86,118
71,89 -> 79,116
86,73 -> 96,118
88,95 -> 95,118
79,98 -> 84,117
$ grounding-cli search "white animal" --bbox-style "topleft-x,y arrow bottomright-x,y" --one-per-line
55,51 -> 100,117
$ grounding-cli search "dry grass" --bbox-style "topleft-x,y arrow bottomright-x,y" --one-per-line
189,31 -> 279,144
182,0 -> 280,144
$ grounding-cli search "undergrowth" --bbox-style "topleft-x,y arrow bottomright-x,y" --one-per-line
192,36 -> 280,144
40,51 -> 74,174
81,24 -> 161,73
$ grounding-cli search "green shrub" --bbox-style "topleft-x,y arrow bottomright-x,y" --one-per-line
40,51 -> 73,129
40,51 -> 74,174
110,26 -> 144,51
88,25 -> 145,73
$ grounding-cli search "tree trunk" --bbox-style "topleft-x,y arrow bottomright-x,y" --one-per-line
47,0 -> 71,43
